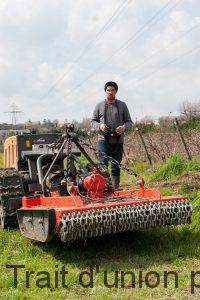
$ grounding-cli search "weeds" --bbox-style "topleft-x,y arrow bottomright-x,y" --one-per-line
151,154 -> 200,180
0,153 -> 3,168
159,187 -> 173,196
190,192 -> 200,232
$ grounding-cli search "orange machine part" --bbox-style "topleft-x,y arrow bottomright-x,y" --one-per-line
83,173 -> 105,198
3,136 -> 17,169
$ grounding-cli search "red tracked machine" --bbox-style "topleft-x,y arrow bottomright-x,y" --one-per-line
1,125 -> 192,242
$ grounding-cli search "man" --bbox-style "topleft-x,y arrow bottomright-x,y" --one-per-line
91,81 -> 133,188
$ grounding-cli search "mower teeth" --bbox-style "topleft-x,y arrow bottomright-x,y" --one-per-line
60,200 -> 192,242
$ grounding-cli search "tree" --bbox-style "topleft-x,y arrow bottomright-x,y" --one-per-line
178,100 -> 200,119
53,119 -> 59,127
79,117 -> 91,130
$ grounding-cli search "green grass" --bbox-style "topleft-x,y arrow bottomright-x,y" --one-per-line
0,153 -> 3,168
0,154 -> 200,299
0,192 -> 200,299
181,118 -> 200,131
159,187 -> 173,196
151,154 -> 200,181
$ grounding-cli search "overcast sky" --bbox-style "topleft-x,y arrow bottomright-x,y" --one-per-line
0,0 -> 199,124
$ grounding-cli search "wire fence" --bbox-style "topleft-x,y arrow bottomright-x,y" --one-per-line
88,125 -> 200,165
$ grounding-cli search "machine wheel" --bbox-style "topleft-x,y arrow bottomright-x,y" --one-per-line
0,204 -> 12,229
0,204 -> 6,229
0,169 -> 23,229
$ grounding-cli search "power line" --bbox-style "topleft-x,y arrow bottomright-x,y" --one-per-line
63,0 -> 183,99
105,0 -> 177,59
73,22 -> 200,103
73,0 -> 132,59
133,43 -> 200,87
41,0 -> 132,99
78,39 -> 199,118
121,21 -> 200,77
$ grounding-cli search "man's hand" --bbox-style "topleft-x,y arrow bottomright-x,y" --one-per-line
99,123 -> 108,133
116,125 -> 125,134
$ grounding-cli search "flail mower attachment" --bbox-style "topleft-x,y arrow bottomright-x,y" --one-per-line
17,125 -> 192,243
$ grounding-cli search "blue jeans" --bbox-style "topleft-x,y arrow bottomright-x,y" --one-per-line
98,140 -> 123,177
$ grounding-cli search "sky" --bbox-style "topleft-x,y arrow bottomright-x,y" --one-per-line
0,0 -> 199,124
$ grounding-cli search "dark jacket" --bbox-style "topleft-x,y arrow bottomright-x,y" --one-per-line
91,99 -> 133,143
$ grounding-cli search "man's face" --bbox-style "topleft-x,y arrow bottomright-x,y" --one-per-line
105,86 -> 117,101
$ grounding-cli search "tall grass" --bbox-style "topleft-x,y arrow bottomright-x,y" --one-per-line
0,153 -> 3,168
190,191 -> 200,232
151,154 -> 200,180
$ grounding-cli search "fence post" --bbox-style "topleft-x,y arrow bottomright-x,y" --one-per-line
136,127 -> 152,165
174,118 -> 192,160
